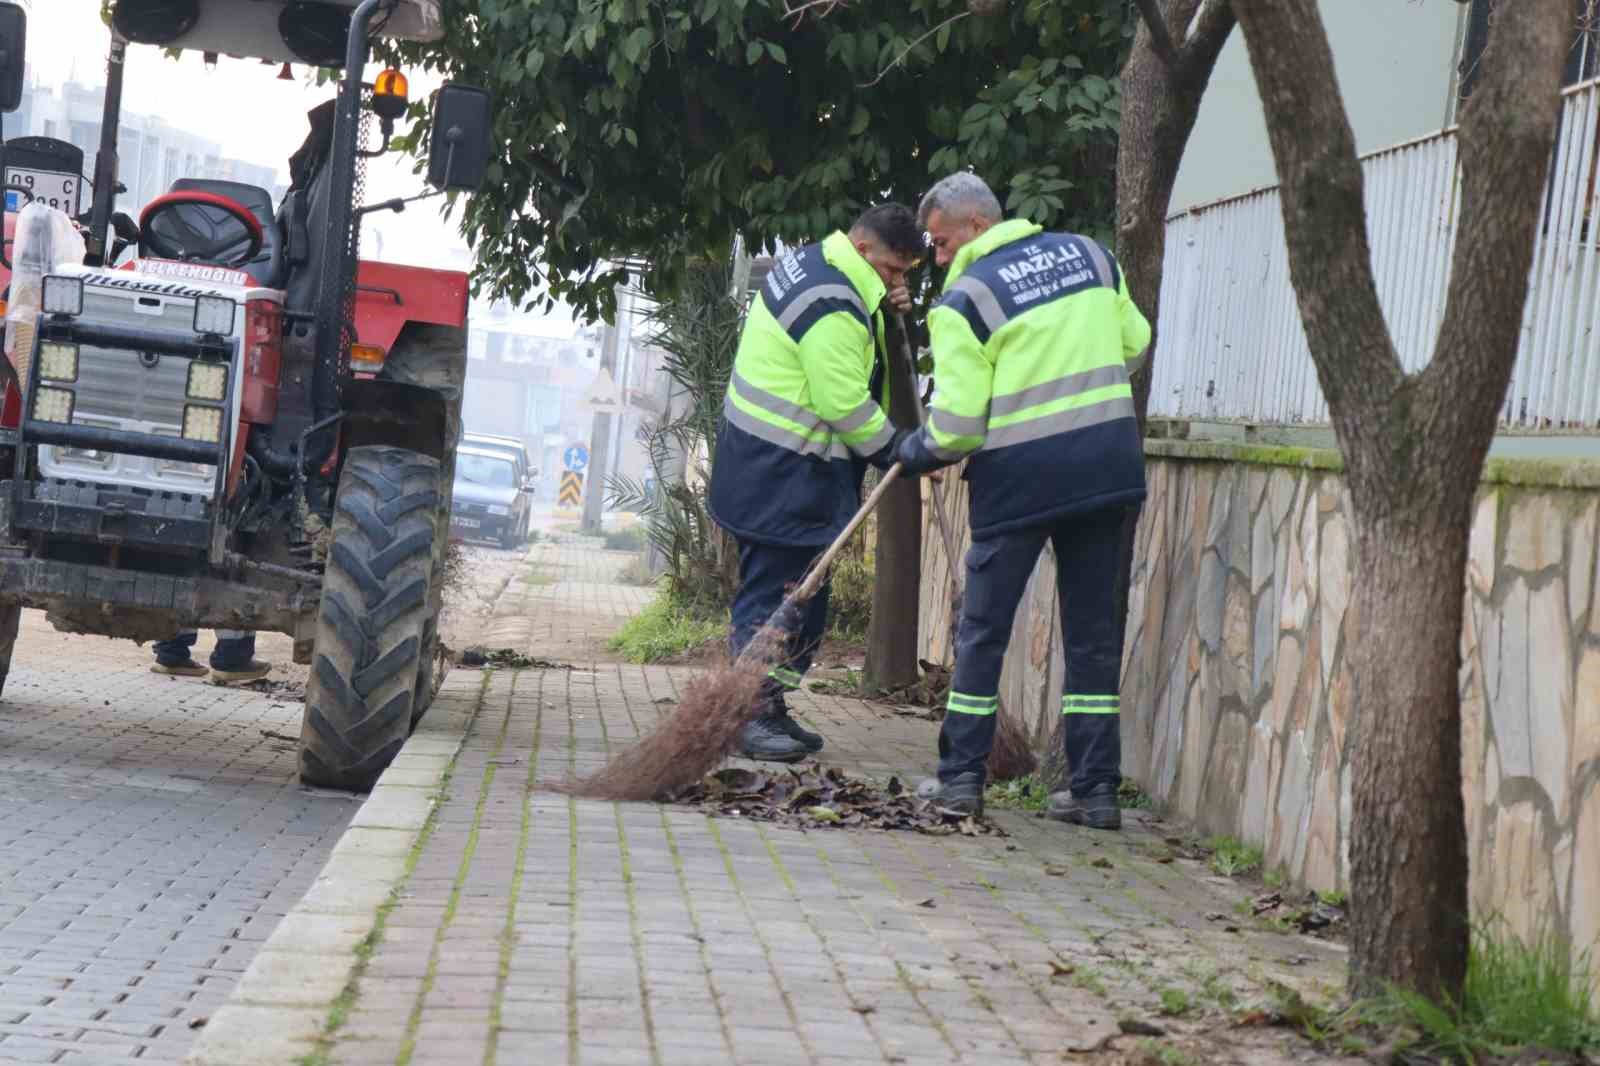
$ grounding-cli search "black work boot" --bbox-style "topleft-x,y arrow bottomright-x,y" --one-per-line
1046,782 -> 1121,830
737,714 -> 810,763
768,693 -> 824,753
916,772 -> 984,817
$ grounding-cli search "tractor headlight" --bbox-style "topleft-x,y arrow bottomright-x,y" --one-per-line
42,276 -> 84,316
486,505 -> 509,516
193,295 -> 236,335
187,361 -> 227,401
31,386 -> 74,423
182,404 -> 223,443
38,343 -> 79,383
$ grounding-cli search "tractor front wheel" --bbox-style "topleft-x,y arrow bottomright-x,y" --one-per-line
299,446 -> 440,791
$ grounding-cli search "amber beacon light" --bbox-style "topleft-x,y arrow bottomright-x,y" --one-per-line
373,69 -> 409,122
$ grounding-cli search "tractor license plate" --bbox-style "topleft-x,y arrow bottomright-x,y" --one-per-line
5,168 -> 81,215
452,516 -> 480,530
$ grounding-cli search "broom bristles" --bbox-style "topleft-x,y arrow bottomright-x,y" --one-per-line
559,626 -> 790,801
986,703 -> 1037,781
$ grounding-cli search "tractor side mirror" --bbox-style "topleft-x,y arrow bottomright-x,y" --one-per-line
427,84 -> 492,193
0,2 -> 26,114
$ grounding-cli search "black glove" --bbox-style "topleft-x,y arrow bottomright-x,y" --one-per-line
893,429 -> 949,476
866,428 -> 910,471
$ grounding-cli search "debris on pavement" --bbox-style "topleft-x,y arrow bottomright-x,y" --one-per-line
460,646 -> 568,669
667,763 -> 1010,836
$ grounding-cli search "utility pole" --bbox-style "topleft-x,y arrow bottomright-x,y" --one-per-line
580,301 -> 621,535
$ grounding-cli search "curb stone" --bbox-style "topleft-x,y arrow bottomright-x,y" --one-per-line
184,680 -> 479,1066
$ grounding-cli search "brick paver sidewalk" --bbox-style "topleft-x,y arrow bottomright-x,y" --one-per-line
189,544 -> 1355,1066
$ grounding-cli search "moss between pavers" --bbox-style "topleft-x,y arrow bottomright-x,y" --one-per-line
1146,437 -> 1600,490
293,675 -> 484,1066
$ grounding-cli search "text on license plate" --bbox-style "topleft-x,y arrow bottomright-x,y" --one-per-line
452,517 -> 480,529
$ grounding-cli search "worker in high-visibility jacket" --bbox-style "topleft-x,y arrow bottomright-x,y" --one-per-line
898,173 -> 1151,828
708,204 -> 924,762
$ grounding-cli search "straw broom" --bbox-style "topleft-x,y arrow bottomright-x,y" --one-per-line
566,468 -> 905,801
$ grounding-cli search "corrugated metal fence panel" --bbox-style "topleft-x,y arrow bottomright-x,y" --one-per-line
1152,79 -> 1600,428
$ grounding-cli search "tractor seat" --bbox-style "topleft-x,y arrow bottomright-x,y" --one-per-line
157,179 -> 287,288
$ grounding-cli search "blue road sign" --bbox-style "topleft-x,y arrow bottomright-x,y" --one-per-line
563,444 -> 589,473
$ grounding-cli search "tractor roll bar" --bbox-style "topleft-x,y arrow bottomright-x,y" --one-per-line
302,0 -> 387,472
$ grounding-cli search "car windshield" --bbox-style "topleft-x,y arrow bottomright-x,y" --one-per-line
457,453 -> 514,488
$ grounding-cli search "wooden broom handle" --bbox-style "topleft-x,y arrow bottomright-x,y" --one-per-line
790,463 -> 904,603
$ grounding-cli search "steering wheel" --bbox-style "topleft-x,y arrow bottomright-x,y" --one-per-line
138,191 -> 263,269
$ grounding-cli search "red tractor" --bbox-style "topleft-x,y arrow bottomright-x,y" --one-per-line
0,0 -> 493,790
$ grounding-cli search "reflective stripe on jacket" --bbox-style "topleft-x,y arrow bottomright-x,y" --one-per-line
907,219 -> 1151,538
709,231 -> 892,547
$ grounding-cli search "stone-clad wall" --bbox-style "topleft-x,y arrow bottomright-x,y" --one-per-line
917,441 -> 1600,959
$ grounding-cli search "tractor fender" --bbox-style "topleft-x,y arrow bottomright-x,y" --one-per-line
354,261 -> 470,354
341,377 -> 448,461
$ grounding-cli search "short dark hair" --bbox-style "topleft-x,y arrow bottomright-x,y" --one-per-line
850,203 -> 923,258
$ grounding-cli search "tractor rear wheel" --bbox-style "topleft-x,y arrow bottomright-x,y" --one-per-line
0,602 -> 20,698
381,324 -> 466,723
298,446 -> 440,791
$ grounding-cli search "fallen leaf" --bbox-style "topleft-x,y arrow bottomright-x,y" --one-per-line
914,898 -> 936,908
1251,891 -> 1284,915
187,1017 -> 208,1029
851,1004 -> 876,1014
1205,912 -> 1229,922
806,806 -> 842,824
1044,863 -> 1070,876
1090,857 -> 1114,870
1048,960 -> 1075,978
1118,1018 -> 1166,1037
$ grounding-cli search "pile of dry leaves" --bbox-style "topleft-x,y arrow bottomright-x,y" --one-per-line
668,763 -> 1007,837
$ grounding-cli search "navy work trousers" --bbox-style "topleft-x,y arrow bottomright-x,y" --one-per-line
728,540 -> 832,701
940,505 -> 1133,795
153,629 -> 256,671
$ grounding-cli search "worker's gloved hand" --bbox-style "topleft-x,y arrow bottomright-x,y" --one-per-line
893,429 -> 950,476
866,429 -> 910,471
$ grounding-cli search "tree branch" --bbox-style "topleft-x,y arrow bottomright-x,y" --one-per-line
1420,1 -> 1568,445
1178,0 -> 1236,80
1231,0 -> 1404,461
1131,0 -> 1180,68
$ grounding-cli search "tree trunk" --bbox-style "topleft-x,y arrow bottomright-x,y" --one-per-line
863,315 -> 922,692
1229,0 -> 1568,1002
1348,498 -> 1472,999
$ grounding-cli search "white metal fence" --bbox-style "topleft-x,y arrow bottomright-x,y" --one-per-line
1151,77 -> 1600,428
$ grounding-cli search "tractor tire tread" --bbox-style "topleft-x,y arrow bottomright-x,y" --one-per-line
299,445 -> 439,792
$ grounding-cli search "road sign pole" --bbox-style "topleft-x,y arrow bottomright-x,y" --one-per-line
581,307 -> 621,535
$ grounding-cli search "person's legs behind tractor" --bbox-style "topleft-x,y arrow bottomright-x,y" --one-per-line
729,539 -> 831,761
917,528 -> 1048,816
1045,505 -> 1135,830
209,630 -> 271,685
152,629 -> 206,677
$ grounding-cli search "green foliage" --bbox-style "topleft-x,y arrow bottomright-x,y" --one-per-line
1116,778 -> 1153,809
1204,837 -> 1263,878
1157,986 -> 1194,1018
383,0 -> 1131,318
607,592 -> 726,663
826,543 -> 875,644
984,774 -> 1049,811
602,525 -> 647,552
1373,924 -> 1600,1062
606,262 -> 743,617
